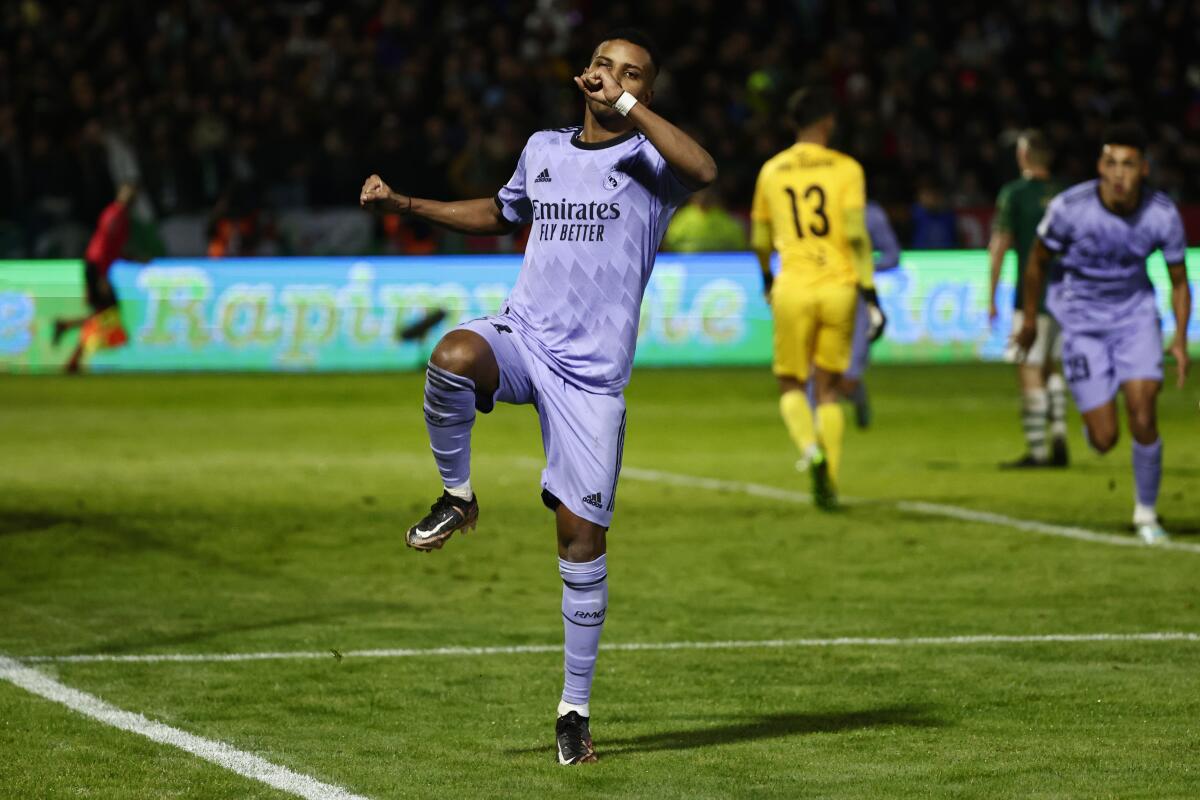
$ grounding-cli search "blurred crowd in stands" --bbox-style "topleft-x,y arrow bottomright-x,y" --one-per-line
2,0 -> 1199,257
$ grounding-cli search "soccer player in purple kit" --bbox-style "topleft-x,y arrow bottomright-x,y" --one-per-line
360,29 -> 715,763
1017,123 -> 1190,544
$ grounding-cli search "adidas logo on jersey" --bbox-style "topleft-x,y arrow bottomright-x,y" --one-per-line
534,168 -> 552,183
582,492 -> 603,509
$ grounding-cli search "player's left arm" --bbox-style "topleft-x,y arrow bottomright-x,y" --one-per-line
987,185 -> 1014,323
1014,239 -> 1051,351
844,166 -> 885,341
1160,205 -> 1190,387
749,170 -> 774,299
1017,194 -> 1068,352
575,67 -> 717,190
867,203 -> 901,272
751,231 -> 773,300
848,207 -> 885,341
1166,262 -> 1190,388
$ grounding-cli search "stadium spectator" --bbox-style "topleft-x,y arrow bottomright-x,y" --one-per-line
3,1 -> 1199,255
910,182 -> 958,249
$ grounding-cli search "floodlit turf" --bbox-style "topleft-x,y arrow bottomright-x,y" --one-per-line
1,364 -> 1198,799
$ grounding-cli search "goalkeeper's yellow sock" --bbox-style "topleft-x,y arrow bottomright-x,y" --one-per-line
779,389 -> 817,454
816,402 -> 846,486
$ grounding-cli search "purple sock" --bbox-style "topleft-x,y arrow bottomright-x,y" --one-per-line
423,362 -> 476,488
1131,438 -> 1162,508
805,379 -> 818,409
560,555 -> 607,707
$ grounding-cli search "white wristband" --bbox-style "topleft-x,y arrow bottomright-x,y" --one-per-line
612,91 -> 638,117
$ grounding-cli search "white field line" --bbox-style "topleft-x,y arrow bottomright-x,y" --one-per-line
512,457 -> 835,505
893,500 -> 1192,551
620,465 -> 825,504
0,656 -> 369,800
19,632 -> 1200,665
618,465 -> 1200,554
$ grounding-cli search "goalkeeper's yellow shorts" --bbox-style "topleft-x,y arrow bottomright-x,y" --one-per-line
770,279 -> 857,380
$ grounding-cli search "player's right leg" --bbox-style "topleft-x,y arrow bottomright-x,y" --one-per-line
1065,326 -> 1166,536
1001,362 -> 1050,467
772,283 -> 820,471
405,328 -> 497,550
408,315 -> 539,551
1060,326 -> 1113,453
808,284 -> 857,508
58,262 -> 107,363
809,367 -> 841,510
1044,316 -> 1069,466
1063,329 -> 1119,455
1001,311 -> 1053,469
1078,401 -> 1119,454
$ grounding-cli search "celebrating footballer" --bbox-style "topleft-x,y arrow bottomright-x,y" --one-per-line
361,28 -> 714,765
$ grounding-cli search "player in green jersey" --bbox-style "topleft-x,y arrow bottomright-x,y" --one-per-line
988,130 -> 1068,468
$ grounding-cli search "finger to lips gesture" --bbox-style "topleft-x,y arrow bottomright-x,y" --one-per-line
574,66 -> 623,105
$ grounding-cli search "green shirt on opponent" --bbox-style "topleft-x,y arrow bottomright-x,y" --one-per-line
993,177 -> 1062,311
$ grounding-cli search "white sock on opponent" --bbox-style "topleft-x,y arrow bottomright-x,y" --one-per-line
1022,389 -> 1050,461
1046,374 -> 1068,439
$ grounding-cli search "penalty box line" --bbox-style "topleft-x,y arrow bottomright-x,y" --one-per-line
0,655 -> 370,800
616,465 -> 1200,554
19,632 -> 1200,665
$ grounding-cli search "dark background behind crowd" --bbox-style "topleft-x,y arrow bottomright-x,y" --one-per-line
2,0 -> 1199,257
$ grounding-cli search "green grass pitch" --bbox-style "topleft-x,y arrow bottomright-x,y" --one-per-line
1,364 -> 1198,798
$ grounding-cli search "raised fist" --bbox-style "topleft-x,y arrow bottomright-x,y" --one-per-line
359,174 -> 394,211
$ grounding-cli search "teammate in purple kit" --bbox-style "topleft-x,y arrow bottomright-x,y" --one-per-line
360,29 -> 715,764
1017,123 -> 1190,544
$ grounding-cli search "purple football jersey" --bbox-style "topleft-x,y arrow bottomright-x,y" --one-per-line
866,200 -> 901,272
494,127 -> 692,393
1037,179 -> 1186,329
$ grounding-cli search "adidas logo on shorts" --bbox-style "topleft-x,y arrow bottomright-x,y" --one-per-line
534,168 -> 552,183
582,492 -> 603,509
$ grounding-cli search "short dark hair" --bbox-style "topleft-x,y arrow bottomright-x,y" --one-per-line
596,27 -> 662,76
1018,129 -> 1052,167
1101,121 -> 1148,154
787,86 -> 837,130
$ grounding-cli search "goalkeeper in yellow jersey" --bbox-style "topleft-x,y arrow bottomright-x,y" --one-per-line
751,87 -> 885,509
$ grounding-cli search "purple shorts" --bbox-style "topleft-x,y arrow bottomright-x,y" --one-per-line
846,296 -> 871,380
1060,313 -> 1163,413
460,314 -> 626,528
